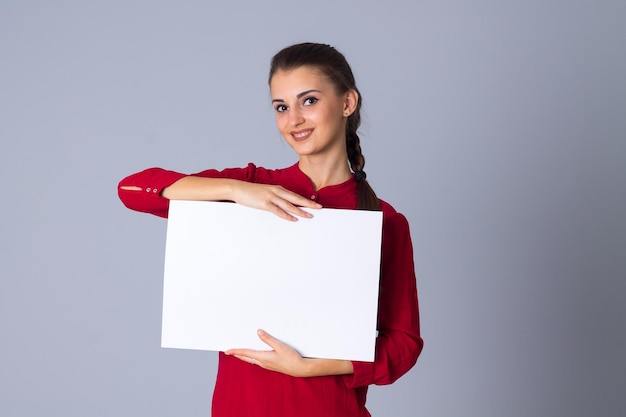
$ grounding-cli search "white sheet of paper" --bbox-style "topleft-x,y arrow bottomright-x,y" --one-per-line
161,200 -> 383,362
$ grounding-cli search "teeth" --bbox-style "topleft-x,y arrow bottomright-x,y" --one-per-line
293,131 -> 310,138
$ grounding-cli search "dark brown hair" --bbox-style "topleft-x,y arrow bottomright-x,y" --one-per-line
269,42 -> 381,211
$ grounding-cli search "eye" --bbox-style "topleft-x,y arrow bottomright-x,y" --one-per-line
275,104 -> 288,113
303,96 -> 318,106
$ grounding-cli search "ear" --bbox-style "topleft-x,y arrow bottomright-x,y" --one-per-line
343,89 -> 359,117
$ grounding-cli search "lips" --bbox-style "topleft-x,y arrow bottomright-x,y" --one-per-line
291,128 -> 314,142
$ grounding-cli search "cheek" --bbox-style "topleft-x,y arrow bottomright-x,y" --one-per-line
274,114 -> 285,129
275,115 -> 290,136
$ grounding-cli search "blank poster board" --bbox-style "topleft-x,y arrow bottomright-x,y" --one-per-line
162,200 -> 383,362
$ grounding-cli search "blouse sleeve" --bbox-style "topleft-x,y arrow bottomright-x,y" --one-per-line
343,209 -> 423,388
117,163 -> 258,218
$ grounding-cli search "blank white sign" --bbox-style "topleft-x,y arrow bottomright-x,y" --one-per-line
162,200 -> 383,361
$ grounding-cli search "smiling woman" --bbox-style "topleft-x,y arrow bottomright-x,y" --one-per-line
118,42 -> 422,417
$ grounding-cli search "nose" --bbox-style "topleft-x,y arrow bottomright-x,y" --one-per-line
288,107 -> 305,127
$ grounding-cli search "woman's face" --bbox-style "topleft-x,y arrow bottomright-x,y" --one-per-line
270,66 -> 356,159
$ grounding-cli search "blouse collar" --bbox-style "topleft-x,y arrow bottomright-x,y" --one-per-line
285,163 -> 358,210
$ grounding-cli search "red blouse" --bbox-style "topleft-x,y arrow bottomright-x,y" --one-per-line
118,162 -> 423,417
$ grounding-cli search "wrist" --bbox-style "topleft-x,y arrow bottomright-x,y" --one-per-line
294,358 -> 313,378
300,358 -> 354,378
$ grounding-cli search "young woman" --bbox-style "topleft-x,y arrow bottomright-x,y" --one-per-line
118,42 -> 423,417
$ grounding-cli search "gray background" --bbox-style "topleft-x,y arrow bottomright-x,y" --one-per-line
1,1 -> 625,416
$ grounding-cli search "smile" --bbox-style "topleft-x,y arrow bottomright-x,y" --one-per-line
291,129 -> 314,141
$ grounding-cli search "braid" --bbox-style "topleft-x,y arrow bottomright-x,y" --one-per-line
346,112 -> 363,171
346,115 -> 381,211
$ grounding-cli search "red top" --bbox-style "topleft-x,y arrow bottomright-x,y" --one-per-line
118,163 -> 423,417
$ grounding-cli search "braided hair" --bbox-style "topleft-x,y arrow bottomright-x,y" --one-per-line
269,42 -> 381,211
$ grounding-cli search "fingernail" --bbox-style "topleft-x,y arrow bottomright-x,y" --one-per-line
257,329 -> 265,336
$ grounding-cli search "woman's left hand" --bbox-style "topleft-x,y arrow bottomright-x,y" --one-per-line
225,329 -> 312,377
225,329 -> 353,378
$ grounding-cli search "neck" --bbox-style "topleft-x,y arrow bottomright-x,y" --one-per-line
298,154 -> 352,190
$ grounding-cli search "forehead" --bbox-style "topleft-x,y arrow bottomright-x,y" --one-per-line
270,66 -> 333,96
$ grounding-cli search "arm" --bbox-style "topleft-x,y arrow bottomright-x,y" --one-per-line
118,166 -> 321,220
226,329 -> 354,378
344,210 -> 423,387
117,167 -> 187,218
162,175 -> 320,221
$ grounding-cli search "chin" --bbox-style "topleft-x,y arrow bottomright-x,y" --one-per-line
288,142 -> 316,156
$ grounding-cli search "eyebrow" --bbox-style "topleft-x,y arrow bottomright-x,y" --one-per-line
272,89 -> 321,103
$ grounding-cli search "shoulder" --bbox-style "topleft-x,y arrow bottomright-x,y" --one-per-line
379,199 -> 411,234
379,199 -> 408,223
240,162 -> 302,187
379,199 -> 396,215
378,200 -> 415,262
246,163 -> 296,179
193,162 -> 294,182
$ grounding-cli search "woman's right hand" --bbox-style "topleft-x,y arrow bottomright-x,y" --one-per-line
161,176 -> 321,221
230,181 -> 322,221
